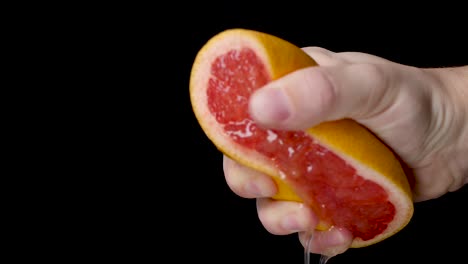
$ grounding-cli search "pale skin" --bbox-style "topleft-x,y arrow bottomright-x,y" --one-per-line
222,47 -> 468,257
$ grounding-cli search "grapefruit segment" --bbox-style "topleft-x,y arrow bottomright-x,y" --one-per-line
190,28 -> 414,248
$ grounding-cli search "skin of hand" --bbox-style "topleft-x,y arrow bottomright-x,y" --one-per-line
222,47 -> 468,257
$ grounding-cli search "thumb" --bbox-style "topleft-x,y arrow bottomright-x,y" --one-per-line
248,63 -> 399,130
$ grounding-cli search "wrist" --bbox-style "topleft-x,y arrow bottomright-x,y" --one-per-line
444,66 -> 468,112
438,66 -> 468,148
425,66 -> 468,190
427,66 -> 468,112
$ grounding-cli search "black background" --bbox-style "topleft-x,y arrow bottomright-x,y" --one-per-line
11,2 -> 467,263
139,3 -> 467,264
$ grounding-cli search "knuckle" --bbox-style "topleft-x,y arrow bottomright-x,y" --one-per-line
354,63 -> 387,87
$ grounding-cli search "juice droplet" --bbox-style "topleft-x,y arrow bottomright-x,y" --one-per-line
304,232 -> 313,264
319,255 -> 331,264
304,232 -> 333,264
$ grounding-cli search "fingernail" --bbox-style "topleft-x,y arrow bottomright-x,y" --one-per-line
328,227 -> 349,246
282,215 -> 302,232
250,87 -> 291,124
329,233 -> 345,246
321,228 -> 352,257
245,182 -> 264,197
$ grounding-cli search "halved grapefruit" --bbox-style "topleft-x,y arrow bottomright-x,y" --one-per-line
189,28 -> 414,248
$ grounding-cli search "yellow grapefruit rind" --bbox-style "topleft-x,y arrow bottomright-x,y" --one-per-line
190,28 -> 414,248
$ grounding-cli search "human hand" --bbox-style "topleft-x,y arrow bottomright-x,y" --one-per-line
223,47 -> 468,256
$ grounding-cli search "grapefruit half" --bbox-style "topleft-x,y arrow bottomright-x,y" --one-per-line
189,28 -> 414,248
